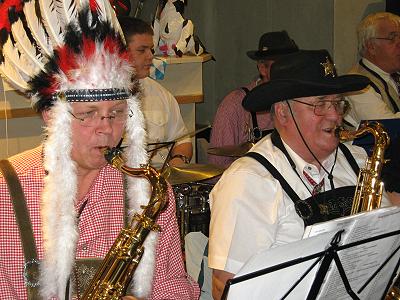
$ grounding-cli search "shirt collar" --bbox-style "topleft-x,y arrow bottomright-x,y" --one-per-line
362,58 -> 392,81
280,139 -> 336,177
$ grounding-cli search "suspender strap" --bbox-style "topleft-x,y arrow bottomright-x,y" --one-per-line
338,143 -> 360,176
0,160 -> 40,299
245,139 -> 360,201
359,59 -> 400,112
245,152 -> 299,201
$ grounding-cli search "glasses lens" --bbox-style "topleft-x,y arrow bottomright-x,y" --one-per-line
388,32 -> 400,42
314,100 -> 348,116
71,108 -> 129,127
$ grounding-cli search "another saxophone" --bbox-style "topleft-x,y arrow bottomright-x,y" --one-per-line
81,147 -> 168,300
337,121 -> 390,214
337,121 -> 400,299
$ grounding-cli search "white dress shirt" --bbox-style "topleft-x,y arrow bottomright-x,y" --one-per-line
140,77 -> 190,168
208,134 -> 390,274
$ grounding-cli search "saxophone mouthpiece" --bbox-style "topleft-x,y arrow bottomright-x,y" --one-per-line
334,126 -> 344,138
104,138 -> 125,164
104,146 -> 123,164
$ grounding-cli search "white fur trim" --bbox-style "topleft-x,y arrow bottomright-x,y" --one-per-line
39,100 -> 78,299
124,94 -> 159,298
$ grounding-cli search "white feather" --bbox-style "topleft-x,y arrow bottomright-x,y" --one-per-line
90,0 -> 124,43
109,5 -> 126,45
24,0 -> 53,57
92,0 -> 112,23
3,39 -> 37,80
39,0 -> 64,47
0,60 -> 29,91
54,0 -> 78,28
11,19 -> 46,72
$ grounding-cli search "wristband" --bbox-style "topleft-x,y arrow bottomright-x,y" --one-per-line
171,154 -> 190,164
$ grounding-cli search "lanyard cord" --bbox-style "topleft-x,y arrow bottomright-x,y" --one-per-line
286,101 -> 338,190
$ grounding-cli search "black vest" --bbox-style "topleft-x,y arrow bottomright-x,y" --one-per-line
245,131 -> 360,226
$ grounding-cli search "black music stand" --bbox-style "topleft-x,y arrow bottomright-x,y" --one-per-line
221,206 -> 400,300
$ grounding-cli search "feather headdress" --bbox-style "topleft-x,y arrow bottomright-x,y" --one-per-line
0,1 -> 157,299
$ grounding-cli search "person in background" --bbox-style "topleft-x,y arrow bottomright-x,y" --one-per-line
346,12 -> 400,204
0,7 -> 199,299
208,50 -> 394,299
346,12 -> 400,125
119,16 -> 193,168
208,31 -> 299,169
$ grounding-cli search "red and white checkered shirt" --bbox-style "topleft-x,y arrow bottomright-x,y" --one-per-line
0,146 -> 199,299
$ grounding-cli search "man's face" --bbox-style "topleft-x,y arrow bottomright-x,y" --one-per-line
127,33 -> 154,79
69,100 -> 127,173
287,95 -> 343,162
370,19 -> 400,73
258,60 -> 275,83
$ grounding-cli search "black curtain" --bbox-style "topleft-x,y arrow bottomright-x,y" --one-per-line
386,0 -> 400,16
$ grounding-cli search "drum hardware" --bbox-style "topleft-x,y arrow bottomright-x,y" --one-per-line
173,182 -> 213,245
207,141 -> 254,157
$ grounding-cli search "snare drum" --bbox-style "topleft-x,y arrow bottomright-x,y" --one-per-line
173,182 -> 213,243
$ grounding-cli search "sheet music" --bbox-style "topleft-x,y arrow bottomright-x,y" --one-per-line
303,206 -> 400,299
228,232 -> 334,300
226,206 -> 400,300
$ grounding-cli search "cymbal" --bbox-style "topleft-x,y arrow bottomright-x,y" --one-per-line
162,163 -> 224,185
207,142 -> 254,157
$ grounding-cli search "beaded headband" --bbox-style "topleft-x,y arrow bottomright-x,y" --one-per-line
52,89 -> 131,102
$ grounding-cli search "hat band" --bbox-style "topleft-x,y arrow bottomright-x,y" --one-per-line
52,89 -> 130,102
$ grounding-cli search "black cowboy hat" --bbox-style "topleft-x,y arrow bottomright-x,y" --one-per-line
242,50 -> 371,112
246,31 -> 299,61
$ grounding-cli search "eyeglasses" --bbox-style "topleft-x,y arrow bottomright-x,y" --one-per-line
291,99 -> 350,116
373,32 -> 400,44
69,108 -> 132,127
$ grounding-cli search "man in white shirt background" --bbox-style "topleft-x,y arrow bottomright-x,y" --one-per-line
119,16 -> 193,168
347,12 -> 400,125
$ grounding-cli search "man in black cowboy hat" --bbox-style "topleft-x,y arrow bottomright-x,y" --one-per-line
207,50 -> 394,299
208,31 -> 299,169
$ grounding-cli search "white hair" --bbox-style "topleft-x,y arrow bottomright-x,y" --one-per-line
357,12 -> 400,57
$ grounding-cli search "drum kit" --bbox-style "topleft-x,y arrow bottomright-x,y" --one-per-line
162,163 -> 222,243
153,126 -> 252,244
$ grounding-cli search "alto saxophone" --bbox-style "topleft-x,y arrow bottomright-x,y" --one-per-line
337,122 -> 400,299
81,146 -> 168,300
336,121 -> 390,214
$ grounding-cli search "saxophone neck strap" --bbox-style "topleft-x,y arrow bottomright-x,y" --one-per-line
0,159 -> 40,298
123,175 -> 129,227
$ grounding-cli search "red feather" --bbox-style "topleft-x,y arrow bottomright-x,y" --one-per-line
82,36 -> 96,59
40,74 -> 59,97
89,0 -> 99,13
57,46 -> 79,81
103,35 -> 129,63
0,0 -> 24,33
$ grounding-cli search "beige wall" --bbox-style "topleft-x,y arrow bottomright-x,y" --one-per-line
0,80 -> 43,159
333,0 -> 385,74
188,0 -> 385,125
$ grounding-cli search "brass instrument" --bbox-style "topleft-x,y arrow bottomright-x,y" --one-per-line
337,122 -> 400,299
82,147 -> 168,300
387,280 -> 400,300
337,121 -> 390,214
